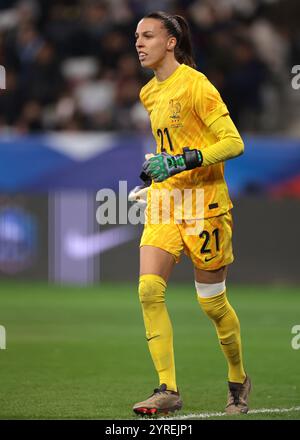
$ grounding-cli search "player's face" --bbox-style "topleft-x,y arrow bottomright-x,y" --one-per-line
135,18 -> 175,69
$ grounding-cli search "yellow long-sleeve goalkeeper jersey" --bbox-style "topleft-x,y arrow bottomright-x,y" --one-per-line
140,63 -> 244,219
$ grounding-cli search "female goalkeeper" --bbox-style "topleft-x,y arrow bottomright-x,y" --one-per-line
133,11 -> 251,416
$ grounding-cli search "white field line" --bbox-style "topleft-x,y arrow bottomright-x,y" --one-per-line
157,406 -> 300,420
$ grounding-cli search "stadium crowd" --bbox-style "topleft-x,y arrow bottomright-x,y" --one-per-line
0,0 -> 299,134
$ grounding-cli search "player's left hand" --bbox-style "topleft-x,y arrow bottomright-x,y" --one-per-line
142,152 -> 188,182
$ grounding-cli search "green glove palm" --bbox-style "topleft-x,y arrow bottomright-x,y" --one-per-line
142,150 -> 202,183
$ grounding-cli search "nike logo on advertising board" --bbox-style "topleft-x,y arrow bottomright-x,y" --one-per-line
64,226 -> 136,259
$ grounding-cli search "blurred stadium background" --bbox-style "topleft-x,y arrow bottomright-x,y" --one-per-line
0,0 -> 299,420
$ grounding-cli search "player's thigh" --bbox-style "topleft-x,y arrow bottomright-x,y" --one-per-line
182,211 -> 234,282
140,222 -> 183,282
194,265 -> 228,283
140,245 -> 176,282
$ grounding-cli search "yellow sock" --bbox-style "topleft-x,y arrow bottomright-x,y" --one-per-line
198,290 -> 246,383
139,274 -> 177,392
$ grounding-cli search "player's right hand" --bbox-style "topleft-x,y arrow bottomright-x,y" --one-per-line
128,184 -> 149,208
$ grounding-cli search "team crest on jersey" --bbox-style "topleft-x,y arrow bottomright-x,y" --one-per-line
169,99 -> 183,127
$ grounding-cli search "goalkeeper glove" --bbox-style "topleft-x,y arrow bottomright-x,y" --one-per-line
128,183 -> 150,209
142,148 -> 203,183
129,154 -> 153,208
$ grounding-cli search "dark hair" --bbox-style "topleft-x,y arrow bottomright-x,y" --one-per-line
144,11 -> 196,69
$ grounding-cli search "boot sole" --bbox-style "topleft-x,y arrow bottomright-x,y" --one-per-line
134,404 -> 182,417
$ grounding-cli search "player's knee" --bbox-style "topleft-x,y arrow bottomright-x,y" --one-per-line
195,281 -> 227,320
139,274 -> 167,304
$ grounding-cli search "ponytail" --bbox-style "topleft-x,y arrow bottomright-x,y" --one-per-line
144,11 -> 196,69
172,15 -> 196,69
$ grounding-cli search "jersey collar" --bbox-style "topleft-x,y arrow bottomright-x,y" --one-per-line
155,63 -> 186,87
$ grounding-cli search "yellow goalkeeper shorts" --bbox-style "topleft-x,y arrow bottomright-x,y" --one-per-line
140,210 -> 234,270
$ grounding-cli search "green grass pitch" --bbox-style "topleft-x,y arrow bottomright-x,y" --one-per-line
0,281 -> 299,420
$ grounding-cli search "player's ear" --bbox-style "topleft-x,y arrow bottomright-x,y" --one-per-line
167,36 -> 177,51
